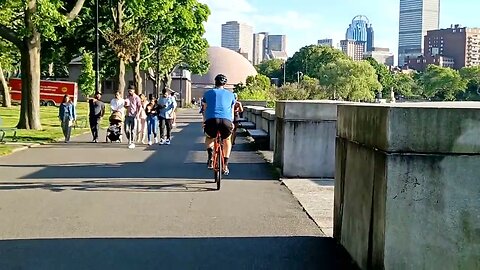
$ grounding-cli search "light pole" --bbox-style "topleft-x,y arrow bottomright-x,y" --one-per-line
282,60 -> 286,85
95,0 -> 100,93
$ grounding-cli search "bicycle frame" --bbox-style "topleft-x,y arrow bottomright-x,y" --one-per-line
212,132 -> 224,190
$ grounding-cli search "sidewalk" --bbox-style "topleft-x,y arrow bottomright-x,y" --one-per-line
258,150 -> 334,237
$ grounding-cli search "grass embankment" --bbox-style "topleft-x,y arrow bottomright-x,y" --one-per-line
0,102 -> 108,155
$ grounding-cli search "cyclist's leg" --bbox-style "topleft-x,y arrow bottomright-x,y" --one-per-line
219,119 -> 234,172
204,119 -> 217,168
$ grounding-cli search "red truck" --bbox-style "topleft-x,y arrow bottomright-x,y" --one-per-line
9,78 -> 78,106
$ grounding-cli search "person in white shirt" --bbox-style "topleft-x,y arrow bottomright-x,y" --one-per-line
110,91 -> 125,118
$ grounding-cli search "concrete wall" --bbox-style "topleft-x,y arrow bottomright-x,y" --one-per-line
335,102 -> 480,270
274,101 -> 351,178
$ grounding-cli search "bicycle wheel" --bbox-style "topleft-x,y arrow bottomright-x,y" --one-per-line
215,146 -> 222,190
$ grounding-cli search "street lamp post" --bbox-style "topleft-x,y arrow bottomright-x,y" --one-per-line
95,0 -> 100,93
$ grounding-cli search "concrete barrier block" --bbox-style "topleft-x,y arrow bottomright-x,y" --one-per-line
336,102 -> 480,269
275,100 -> 352,178
337,102 -> 480,154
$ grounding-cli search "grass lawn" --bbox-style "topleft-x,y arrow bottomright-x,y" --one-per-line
0,102 -> 109,145
0,145 -> 16,156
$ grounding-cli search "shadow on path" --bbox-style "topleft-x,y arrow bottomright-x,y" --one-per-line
0,236 -> 352,270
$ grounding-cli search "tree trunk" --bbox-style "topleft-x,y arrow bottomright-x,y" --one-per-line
17,35 -> 42,129
17,0 -> 42,130
114,1 -> 125,96
0,64 -> 11,107
117,59 -> 126,95
161,73 -> 172,94
132,49 -> 142,95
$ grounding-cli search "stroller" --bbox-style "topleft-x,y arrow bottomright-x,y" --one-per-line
106,111 -> 123,143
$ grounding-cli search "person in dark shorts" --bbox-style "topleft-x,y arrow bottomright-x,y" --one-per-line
88,92 -> 105,143
201,74 -> 236,175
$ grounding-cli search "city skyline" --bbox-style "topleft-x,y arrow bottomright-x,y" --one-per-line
200,0 -> 480,63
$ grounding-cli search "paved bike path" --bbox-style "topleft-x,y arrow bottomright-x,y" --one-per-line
0,109 -> 341,270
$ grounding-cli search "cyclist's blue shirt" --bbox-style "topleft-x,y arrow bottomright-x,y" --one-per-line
203,88 -> 235,121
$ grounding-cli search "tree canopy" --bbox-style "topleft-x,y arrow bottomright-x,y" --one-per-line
421,65 -> 467,100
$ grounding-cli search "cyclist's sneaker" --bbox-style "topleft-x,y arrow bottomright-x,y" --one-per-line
223,167 -> 230,176
159,138 -> 165,145
207,159 -> 213,169
165,139 -> 171,145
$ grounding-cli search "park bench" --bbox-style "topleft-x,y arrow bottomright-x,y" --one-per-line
0,116 -> 17,143
247,129 -> 269,150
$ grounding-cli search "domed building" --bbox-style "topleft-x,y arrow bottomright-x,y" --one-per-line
191,46 -> 257,99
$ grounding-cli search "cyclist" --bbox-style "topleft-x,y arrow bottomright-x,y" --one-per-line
202,74 -> 236,175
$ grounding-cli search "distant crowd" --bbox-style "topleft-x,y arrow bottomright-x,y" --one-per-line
58,88 -> 178,149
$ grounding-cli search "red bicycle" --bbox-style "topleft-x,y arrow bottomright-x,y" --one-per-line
212,131 -> 224,190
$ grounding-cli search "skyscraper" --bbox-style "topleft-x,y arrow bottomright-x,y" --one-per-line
221,21 -> 254,61
267,35 -> 287,52
346,15 -> 374,52
253,32 -> 268,65
340,40 -> 366,61
398,0 -> 440,66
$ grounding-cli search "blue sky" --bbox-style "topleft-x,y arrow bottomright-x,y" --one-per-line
200,0 -> 480,58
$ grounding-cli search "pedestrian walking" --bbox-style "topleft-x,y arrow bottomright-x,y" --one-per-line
110,91 -> 125,119
88,92 -> 105,143
145,97 -> 158,145
58,94 -> 76,143
124,88 -> 142,149
158,90 -> 177,145
137,94 -> 148,144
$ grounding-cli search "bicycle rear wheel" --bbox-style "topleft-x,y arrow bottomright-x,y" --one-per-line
214,147 -> 222,190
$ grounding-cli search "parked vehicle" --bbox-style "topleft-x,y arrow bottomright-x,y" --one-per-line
9,78 -> 78,106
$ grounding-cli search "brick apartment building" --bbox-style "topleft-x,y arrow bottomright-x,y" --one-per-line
407,24 -> 480,70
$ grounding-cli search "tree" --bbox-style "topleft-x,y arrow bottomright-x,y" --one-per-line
78,50 -> 95,98
422,65 -> 467,101
0,0 -> 86,129
286,45 -> 348,82
391,72 -> 418,98
365,57 -> 394,95
256,59 -> 284,80
318,59 -> 380,101
458,66 -> 480,100
0,38 -> 20,107
236,74 -> 273,101
104,0 -> 210,95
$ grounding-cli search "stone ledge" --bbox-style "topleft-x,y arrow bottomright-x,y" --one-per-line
261,110 -> 276,120
276,100 -> 353,121
337,102 -> 480,154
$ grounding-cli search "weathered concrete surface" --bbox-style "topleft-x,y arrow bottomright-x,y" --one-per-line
262,110 -> 276,150
0,110 -> 345,270
335,103 -> 480,270
275,100 -> 351,178
282,179 -> 334,237
337,102 -> 480,154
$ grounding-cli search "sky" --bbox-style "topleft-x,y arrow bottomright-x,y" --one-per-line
199,0 -> 480,59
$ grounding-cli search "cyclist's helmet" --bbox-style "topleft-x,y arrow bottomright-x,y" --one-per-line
214,74 -> 228,86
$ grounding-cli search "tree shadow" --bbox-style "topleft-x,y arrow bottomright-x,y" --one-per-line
0,121 -> 276,190
0,236 -> 357,270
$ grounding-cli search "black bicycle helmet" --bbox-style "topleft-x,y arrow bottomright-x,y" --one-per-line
214,74 -> 228,85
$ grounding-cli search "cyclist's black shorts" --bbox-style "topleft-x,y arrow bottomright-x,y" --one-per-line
204,118 -> 234,139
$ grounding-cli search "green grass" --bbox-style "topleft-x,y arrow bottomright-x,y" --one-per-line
0,102 -> 108,144
0,145 -> 16,156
